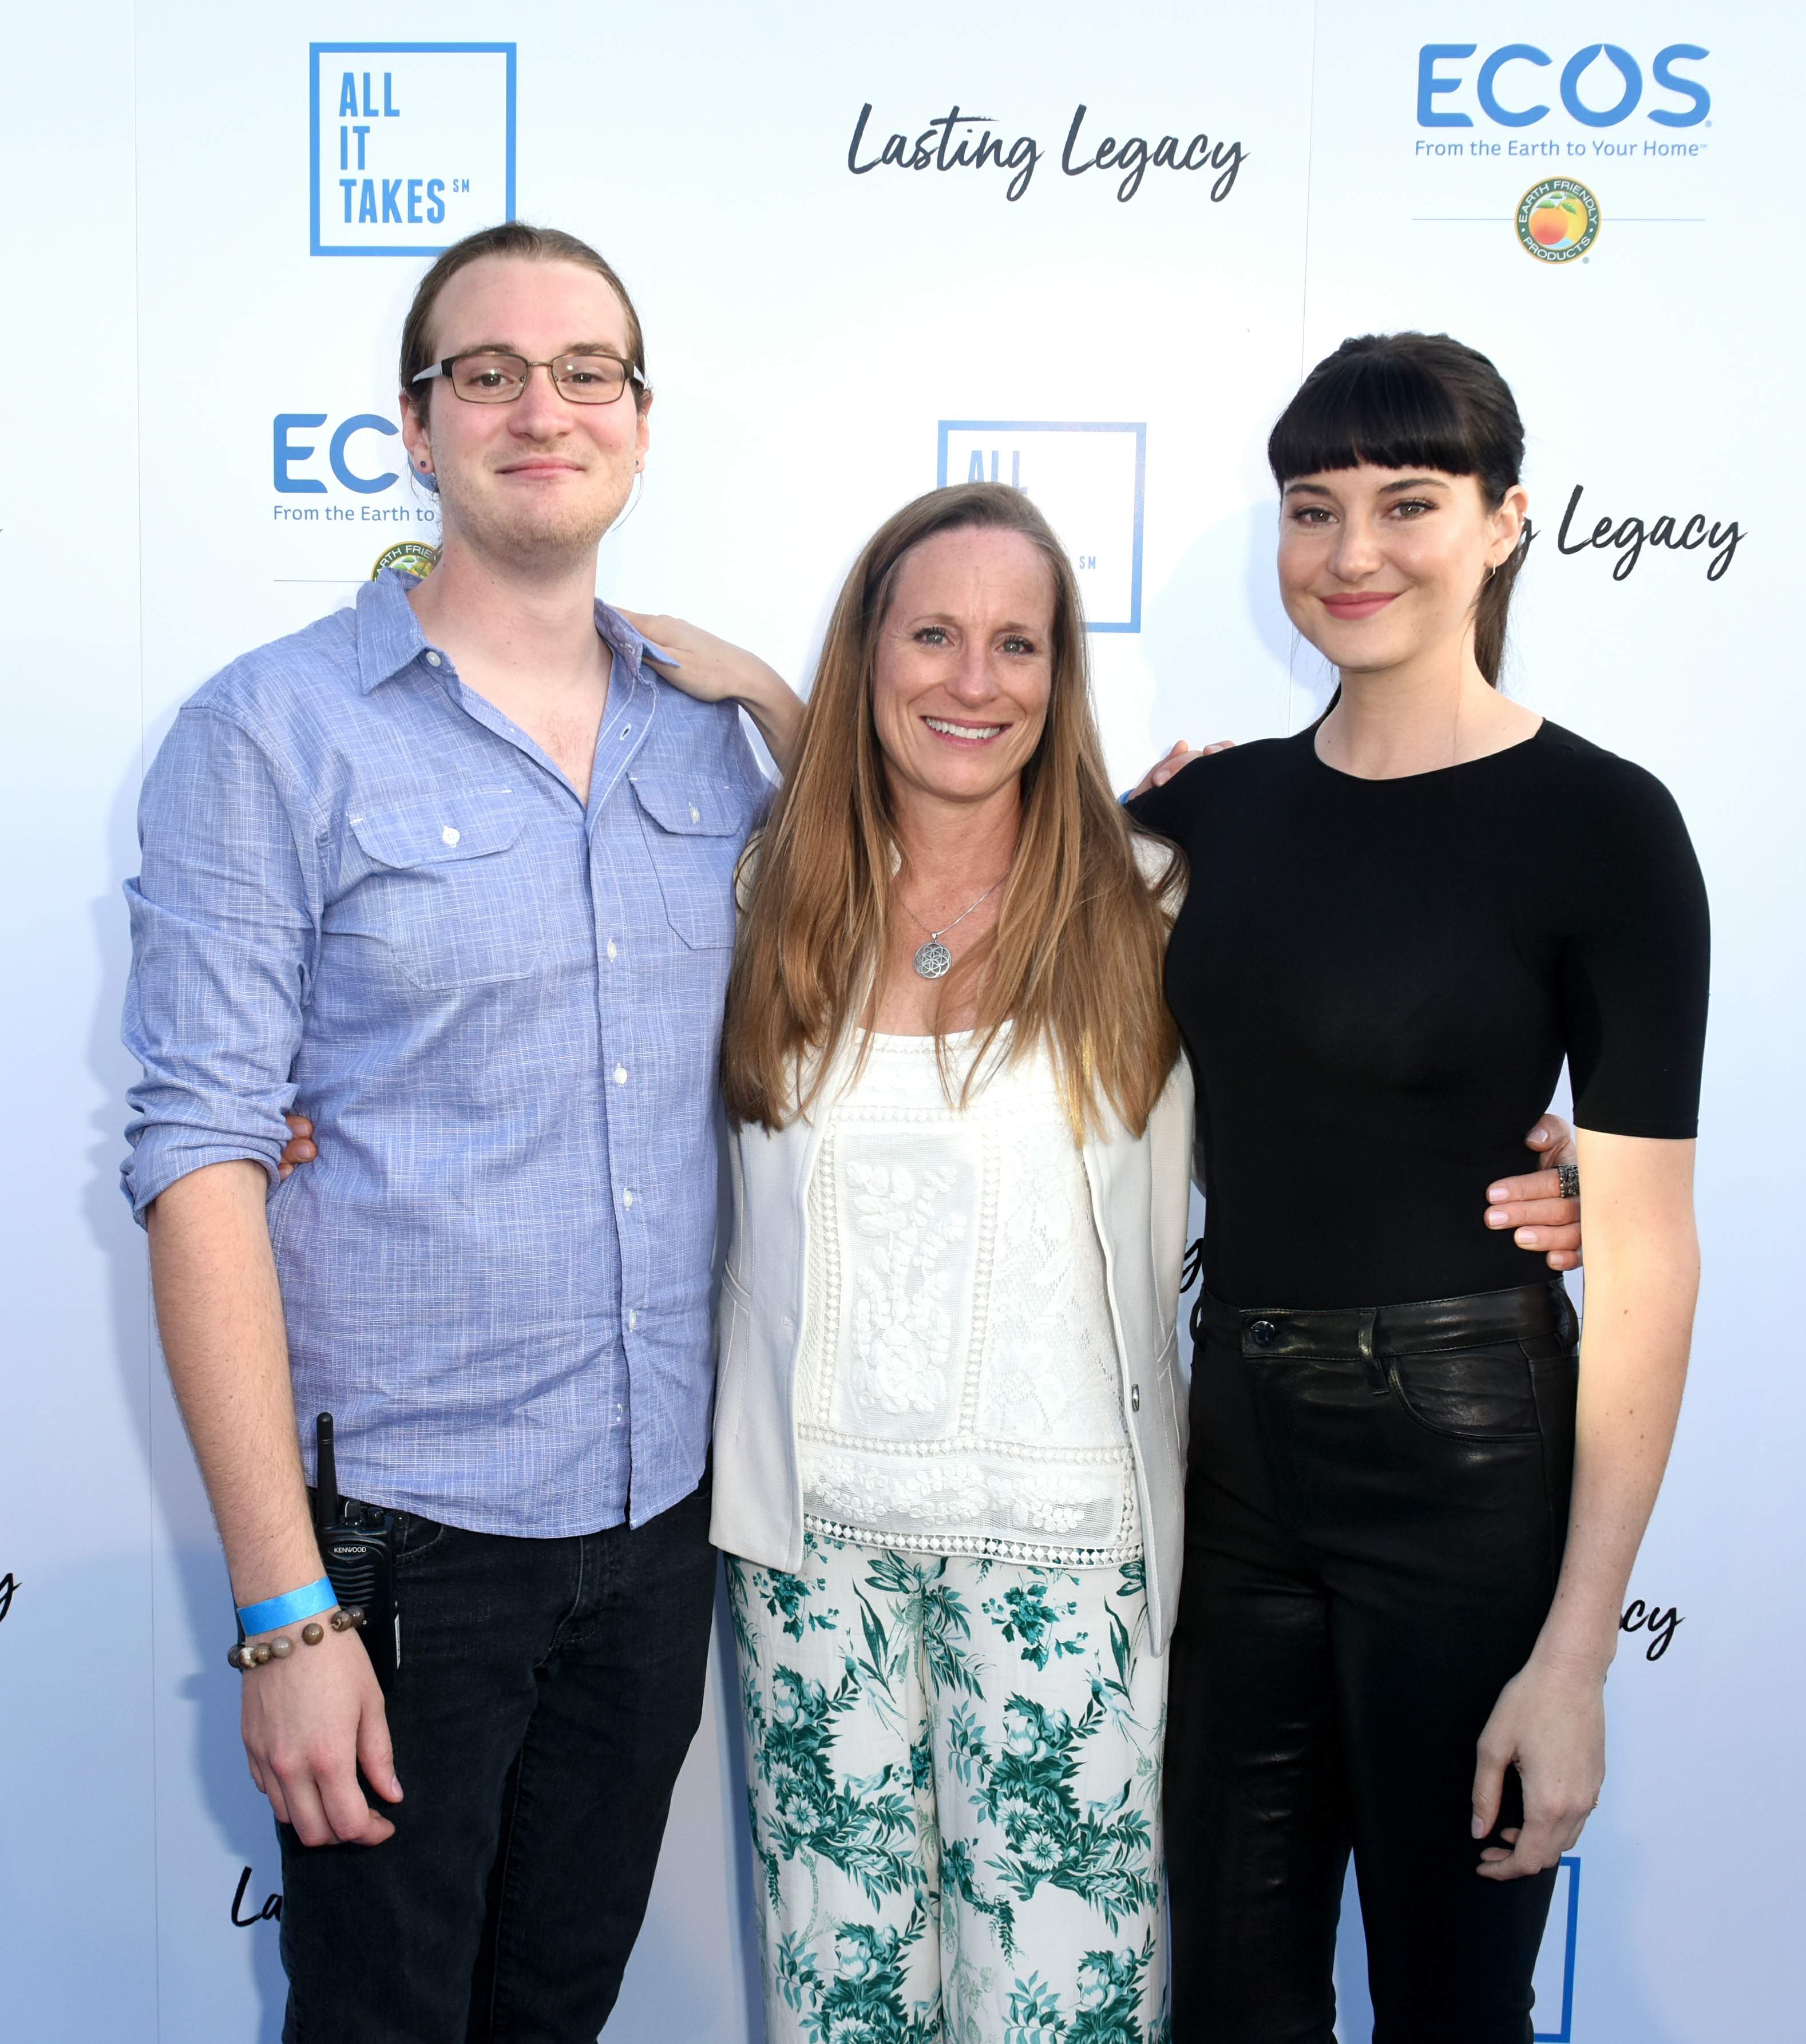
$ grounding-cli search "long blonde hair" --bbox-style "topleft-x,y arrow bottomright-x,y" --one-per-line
721,483 -> 1181,1138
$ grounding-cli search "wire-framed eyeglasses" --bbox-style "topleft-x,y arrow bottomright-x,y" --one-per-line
411,351 -> 646,405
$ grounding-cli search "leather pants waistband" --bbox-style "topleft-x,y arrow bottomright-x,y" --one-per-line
1191,1280 -> 1577,1362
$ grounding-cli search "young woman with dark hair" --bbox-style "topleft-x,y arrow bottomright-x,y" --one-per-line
1131,332 -> 1709,2042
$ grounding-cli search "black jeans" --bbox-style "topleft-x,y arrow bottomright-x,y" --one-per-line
278,1475 -> 718,2044
1165,1282 -> 1579,2044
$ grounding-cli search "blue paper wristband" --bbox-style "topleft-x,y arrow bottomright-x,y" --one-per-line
236,1578 -> 336,1636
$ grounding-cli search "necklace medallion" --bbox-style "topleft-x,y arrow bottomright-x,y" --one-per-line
913,940 -> 953,981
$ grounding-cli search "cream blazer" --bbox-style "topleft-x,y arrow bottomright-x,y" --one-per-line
709,845 -> 1195,1650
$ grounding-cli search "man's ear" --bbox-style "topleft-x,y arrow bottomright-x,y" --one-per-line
399,392 -> 433,476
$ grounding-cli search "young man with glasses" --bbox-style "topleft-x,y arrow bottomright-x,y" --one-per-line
122,221 -> 801,2043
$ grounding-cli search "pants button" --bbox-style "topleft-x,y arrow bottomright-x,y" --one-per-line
1249,1319 -> 1278,1349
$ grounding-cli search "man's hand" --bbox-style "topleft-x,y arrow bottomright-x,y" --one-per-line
1126,738 -> 1234,802
241,1625 -> 402,1847
1486,1116 -> 1583,1271
1471,1651 -> 1605,1880
278,1114 -> 315,1178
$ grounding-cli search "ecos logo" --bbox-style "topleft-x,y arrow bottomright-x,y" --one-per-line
275,413 -> 403,496
310,42 -> 516,256
1419,42 -> 1710,129
270,412 -> 437,542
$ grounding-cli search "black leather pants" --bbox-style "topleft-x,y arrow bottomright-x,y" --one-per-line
1165,1281 -> 1579,2044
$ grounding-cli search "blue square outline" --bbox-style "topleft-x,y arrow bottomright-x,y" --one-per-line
1531,1855 -> 1582,2042
310,42 -> 517,258
936,420 -> 1146,633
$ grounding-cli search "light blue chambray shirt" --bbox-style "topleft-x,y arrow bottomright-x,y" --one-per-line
122,571 -> 768,1537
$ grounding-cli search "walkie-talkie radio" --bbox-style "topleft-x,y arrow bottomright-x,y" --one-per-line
313,1412 -> 401,1690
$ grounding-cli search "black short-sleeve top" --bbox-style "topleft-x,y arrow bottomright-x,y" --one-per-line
1128,719 -> 1709,1308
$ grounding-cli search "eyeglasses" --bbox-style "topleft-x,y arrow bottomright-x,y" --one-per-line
411,351 -> 645,405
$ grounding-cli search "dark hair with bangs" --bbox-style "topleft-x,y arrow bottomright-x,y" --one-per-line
1268,332 -> 1527,684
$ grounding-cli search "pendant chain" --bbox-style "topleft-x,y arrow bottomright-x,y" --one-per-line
901,874 -> 1006,945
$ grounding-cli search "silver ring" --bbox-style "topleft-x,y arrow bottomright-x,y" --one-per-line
1557,1163 -> 1580,1201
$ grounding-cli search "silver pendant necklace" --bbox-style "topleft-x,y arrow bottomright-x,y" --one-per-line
902,874 -> 1007,980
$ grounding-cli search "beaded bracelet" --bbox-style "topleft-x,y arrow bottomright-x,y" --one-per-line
227,1605 -> 367,1670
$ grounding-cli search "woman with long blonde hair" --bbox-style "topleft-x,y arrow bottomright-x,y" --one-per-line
707,481 -> 1192,2042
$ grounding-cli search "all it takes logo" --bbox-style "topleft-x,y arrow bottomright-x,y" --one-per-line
310,42 -> 516,256
1516,177 -> 1600,261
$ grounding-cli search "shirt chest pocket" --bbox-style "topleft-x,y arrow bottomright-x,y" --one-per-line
629,773 -> 748,950
342,794 -> 545,991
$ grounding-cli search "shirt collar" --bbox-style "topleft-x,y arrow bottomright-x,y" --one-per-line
593,597 -> 678,680
355,569 -> 431,693
355,569 -> 679,694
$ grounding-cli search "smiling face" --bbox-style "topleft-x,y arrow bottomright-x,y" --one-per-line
869,525 -> 1056,819
1277,464 -> 1526,678
399,254 -> 649,572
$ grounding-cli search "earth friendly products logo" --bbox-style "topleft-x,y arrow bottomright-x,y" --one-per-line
372,541 -> 441,579
1517,178 -> 1600,261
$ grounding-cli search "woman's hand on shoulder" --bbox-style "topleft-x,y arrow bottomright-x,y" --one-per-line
618,611 -> 804,775
616,612 -> 783,707
1127,738 -> 1234,802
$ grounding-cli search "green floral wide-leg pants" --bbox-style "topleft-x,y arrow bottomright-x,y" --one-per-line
725,1532 -> 1170,2044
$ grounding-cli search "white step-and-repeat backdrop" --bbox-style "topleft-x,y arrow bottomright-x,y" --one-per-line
3,4 -> 1800,2038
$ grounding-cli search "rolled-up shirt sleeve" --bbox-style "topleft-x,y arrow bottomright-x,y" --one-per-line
121,703 -> 321,1222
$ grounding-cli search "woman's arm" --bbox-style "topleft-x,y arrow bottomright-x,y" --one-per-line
1469,1128 -> 1698,1879
617,611 -> 805,775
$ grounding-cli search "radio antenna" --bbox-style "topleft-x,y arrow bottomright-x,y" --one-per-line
314,1413 -> 338,1534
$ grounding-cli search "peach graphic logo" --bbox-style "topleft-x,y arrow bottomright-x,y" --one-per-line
1516,179 -> 1600,263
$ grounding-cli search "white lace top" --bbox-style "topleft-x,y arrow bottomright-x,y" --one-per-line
795,1028 -> 1141,1567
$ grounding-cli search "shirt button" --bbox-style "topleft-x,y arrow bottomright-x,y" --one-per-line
1249,1319 -> 1278,1349
606,940 -> 618,960
620,724 -> 632,738
622,1189 -> 635,1209
1130,1384 -> 1141,1412
689,803 -> 700,823
627,1309 -> 638,1332
781,1314 -> 795,1336
613,1064 -> 628,1085
425,651 -> 442,667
